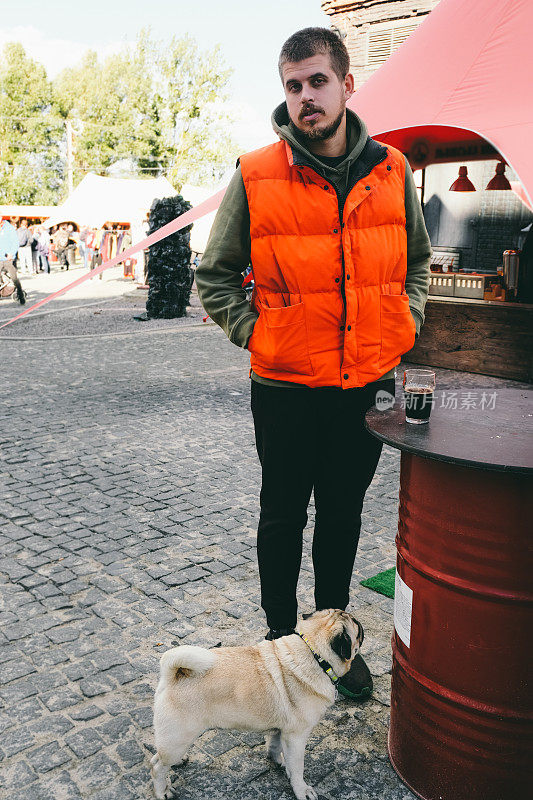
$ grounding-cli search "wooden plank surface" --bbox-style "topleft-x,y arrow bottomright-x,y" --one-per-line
407,299 -> 533,381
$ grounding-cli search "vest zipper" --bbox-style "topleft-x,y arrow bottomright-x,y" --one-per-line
333,187 -> 347,328
332,183 -> 349,382
303,170 -> 347,325
339,222 -> 347,327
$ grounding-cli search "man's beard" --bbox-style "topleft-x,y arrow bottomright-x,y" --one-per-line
293,104 -> 345,144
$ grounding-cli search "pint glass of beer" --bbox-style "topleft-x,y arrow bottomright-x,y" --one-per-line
403,369 -> 435,424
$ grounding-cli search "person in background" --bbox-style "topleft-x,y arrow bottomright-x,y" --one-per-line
66,224 -> 78,268
89,226 -> 106,280
79,225 -> 90,269
36,227 -> 51,273
85,227 -> 96,272
30,224 -> 40,274
16,219 -> 33,275
52,224 -> 70,270
131,213 -> 150,284
0,216 -> 25,303
0,217 -> 19,266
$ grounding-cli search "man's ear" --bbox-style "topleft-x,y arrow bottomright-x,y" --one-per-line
330,626 -> 352,661
344,72 -> 355,102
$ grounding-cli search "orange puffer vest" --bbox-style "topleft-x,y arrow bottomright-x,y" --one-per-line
241,139 -> 415,389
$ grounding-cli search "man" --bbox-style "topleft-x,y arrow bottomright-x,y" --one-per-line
16,219 -> 33,275
195,28 -> 431,700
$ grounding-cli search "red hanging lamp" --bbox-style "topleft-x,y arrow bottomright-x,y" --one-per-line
486,161 -> 512,190
449,166 -> 476,192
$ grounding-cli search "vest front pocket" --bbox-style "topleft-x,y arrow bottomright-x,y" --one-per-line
248,300 -> 314,376
379,293 -> 416,366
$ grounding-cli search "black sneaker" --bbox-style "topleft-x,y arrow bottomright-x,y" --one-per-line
337,653 -> 373,701
265,628 -> 295,641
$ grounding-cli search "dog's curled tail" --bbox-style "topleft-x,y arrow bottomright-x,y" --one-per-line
159,646 -> 216,686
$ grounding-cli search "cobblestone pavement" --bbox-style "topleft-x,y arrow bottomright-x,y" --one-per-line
0,281 -> 206,340
0,265 -> 138,329
1,315 -> 528,800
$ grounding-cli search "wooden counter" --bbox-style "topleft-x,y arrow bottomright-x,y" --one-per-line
406,296 -> 533,382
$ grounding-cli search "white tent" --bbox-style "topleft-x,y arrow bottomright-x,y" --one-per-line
180,183 -> 219,254
43,173 -> 177,229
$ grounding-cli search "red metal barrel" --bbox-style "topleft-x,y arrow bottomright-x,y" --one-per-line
388,452 -> 533,800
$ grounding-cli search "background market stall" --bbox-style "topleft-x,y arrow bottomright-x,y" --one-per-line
0,205 -> 55,225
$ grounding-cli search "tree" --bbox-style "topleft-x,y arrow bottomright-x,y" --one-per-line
53,46 -> 162,184
53,30 -> 238,189
155,32 -> 237,187
0,43 -> 64,204
0,32 -> 238,204
145,195 -> 193,319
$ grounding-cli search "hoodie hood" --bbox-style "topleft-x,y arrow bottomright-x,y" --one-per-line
270,101 -> 388,208
271,101 -> 369,174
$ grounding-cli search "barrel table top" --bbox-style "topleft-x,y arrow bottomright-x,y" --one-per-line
365,386 -> 533,474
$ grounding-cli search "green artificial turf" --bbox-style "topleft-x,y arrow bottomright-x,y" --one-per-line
360,567 -> 396,599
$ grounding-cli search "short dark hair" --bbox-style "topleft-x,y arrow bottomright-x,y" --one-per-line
278,27 -> 350,82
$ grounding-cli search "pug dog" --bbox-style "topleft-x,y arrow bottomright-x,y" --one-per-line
151,609 -> 364,800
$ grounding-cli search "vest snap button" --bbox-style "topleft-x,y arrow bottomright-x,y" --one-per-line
387,165 -> 392,171
365,185 -> 371,190
333,228 -> 338,234
343,374 -> 349,380
347,325 -> 352,331
335,277 -> 340,283
340,325 -> 345,331
346,275 -> 351,280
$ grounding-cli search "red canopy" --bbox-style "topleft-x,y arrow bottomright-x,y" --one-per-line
349,0 -> 533,208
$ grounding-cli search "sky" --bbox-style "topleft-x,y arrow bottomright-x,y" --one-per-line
0,0 -> 330,151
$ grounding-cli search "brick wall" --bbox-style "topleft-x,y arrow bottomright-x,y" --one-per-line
423,161 -> 533,273
475,161 -> 532,272
321,0 -> 439,89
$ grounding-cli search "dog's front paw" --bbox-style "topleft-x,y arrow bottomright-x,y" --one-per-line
150,753 -> 170,799
293,783 -> 318,800
152,778 -> 168,800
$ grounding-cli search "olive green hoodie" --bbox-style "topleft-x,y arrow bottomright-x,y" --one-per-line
195,103 -> 432,387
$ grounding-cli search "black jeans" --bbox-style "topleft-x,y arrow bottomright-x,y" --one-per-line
251,377 -> 395,630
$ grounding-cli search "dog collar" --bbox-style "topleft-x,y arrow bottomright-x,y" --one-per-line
296,632 -> 340,687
